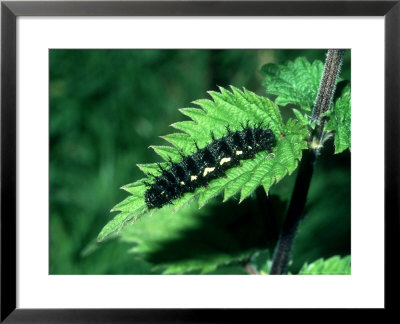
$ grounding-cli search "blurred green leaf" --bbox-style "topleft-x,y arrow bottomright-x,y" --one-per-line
119,196 -> 282,274
298,255 -> 351,275
249,249 -> 272,274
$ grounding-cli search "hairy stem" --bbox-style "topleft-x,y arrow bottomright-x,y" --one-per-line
312,50 -> 344,121
269,49 -> 344,275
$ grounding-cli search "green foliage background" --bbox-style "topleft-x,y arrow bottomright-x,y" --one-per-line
50,49 -> 350,274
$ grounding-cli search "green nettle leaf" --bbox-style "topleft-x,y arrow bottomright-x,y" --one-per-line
298,255 -> 351,275
325,85 -> 351,153
292,108 -> 309,126
120,200 -> 256,274
249,249 -> 273,274
97,87 -> 309,241
261,57 -> 324,111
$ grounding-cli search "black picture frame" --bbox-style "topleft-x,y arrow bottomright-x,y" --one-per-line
1,0 -> 398,322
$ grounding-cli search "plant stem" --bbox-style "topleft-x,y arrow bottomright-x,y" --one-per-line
312,50 -> 345,121
269,49 -> 344,275
269,149 -> 316,275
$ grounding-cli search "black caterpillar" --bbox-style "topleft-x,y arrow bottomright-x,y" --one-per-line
144,123 -> 276,209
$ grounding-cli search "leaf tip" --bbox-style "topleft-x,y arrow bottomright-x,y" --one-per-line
96,229 -> 109,243
229,84 -> 240,92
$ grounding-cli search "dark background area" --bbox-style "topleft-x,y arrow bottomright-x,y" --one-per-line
50,49 -> 350,274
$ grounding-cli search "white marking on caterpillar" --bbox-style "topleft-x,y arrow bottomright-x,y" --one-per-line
219,157 -> 231,165
180,181 -> 185,185
190,175 -> 198,181
203,167 -> 215,176
236,150 -> 243,155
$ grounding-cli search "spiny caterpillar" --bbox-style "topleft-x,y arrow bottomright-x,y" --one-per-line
144,122 -> 276,209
